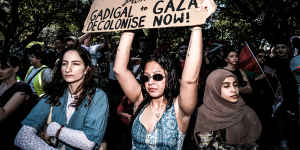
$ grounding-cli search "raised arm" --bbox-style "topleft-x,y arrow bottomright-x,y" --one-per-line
178,0 -> 216,117
113,32 -> 143,105
178,26 -> 203,116
79,33 -> 91,44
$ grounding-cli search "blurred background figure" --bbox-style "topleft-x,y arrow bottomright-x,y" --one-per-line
270,40 -> 298,150
24,44 -> 52,98
0,53 -> 33,149
223,49 -> 253,102
290,36 -> 300,128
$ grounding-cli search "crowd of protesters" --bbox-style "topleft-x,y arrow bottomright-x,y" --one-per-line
1,35 -> 298,150
1,2 -> 300,150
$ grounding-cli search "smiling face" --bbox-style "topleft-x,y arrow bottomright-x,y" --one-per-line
220,76 -> 239,103
61,50 -> 89,89
143,61 -> 166,99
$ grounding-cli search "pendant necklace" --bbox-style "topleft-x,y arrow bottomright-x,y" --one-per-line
154,111 -> 161,119
150,103 -> 165,119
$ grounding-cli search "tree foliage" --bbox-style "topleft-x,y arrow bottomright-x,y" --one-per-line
212,0 -> 300,49
0,0 -> 91,53
1,0 -> 299,54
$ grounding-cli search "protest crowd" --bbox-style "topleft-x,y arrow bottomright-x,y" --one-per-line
0,0 -> 300,150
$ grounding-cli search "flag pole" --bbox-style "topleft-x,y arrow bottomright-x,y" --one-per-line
244,42 -> 264,74
244,42 -> 277,97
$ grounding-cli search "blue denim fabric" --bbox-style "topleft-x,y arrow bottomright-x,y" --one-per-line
131,103 -> 185,150
22,88 -> 109,150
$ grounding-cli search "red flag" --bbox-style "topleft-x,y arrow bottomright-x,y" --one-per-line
239,43 -> 261,73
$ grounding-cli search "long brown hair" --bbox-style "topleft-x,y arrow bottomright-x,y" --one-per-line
44,46 -> 97,107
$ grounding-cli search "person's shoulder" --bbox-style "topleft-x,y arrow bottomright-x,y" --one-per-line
43,67 -> 52,71
14,81 -> 31,92
27,66 -> 34,71
243,106 -> 258,117
15,81 -> 29,86
90,89 -> 109,109
95,88 -> 106,94
91,44 -> 101,48
292,55 -> 300,59
81,44 -> 89,50
42,67 -> 52,73
290,55 -> 300,64
93,88 -> 108,101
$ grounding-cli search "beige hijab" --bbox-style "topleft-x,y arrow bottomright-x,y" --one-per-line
194,69 -> 261,145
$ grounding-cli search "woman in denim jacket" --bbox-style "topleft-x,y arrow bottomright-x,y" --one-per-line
15,45 -> 109,150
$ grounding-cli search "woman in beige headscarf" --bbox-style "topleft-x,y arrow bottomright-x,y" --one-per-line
194,69 -> 262,150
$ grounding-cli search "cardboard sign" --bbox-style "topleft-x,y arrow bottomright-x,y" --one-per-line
82,0 -> 211,33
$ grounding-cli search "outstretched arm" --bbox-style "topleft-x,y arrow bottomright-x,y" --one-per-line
178,26 -> 203,116
178,0 -> 216,117
113,32 -> 143,109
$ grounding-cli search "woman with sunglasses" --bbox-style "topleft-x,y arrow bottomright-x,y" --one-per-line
113,1 -> 216,149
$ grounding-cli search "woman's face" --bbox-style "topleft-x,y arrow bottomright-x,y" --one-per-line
0,64 -> 17,81
220,76 -> 239,103
225,51 -> 239,65
61,50 -> 89,86
142,61 -> 166,98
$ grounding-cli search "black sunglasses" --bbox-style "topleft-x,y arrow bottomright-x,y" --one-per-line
141,74 -> 165,82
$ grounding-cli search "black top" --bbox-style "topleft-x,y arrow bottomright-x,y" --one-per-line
0,81 -> 33,149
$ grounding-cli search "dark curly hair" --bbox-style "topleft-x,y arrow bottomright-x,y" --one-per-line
43,46 -> 97,107
133,51 -> 182,119
223,49 -> 239,59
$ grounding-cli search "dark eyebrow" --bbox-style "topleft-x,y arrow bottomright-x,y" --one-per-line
222,82 -> 230,85
71,60 -> 82,63
62,60 -> 82,63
